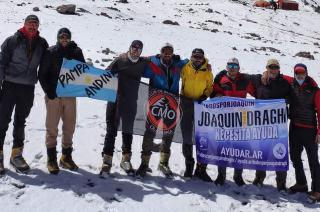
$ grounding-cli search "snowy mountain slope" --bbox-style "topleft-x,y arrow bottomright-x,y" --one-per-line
0,0 -> 320,211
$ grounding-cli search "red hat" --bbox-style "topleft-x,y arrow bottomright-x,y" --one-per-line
294,63 -> 307,74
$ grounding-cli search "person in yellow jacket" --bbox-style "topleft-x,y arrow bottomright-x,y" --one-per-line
180,48 -> 213,180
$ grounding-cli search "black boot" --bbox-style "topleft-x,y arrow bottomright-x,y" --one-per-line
182,144 -> 194,179
47,147 -> 59,175
136,155 -> 151,179
277,180 -> 287,192
233,169 -> 245,186
184,158 -> 195,179
194,163 -> 213,182
215,174 -> 226,185
60,147 -> 78,171
253,171 -> 266,186
288,184 -> 308,194
214,166 -> 226,185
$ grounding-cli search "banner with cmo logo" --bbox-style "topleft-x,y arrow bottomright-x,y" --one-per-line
194,97 -> 289,171
145,88 -> 181,136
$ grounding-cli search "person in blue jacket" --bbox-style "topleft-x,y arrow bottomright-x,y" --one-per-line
136,43 -> 187,178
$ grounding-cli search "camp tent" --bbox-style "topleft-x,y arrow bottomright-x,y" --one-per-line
254,0 -> 271,7
279,0 -> 299,10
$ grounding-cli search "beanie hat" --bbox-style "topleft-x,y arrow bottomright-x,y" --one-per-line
131,40 -> 143,49
25,14 -> 39,23
294,63 -> 307,74
266,59 -> 280,67
57,28 -> 71,40
161,43 -> 174,52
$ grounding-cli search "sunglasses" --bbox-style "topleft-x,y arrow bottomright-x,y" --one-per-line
227,63 -> 239,69
268,65 -> 280,70
192,55 -> 204,60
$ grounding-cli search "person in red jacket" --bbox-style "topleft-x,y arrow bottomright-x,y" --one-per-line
211,58 -> 256,186
287,63 -> 320,201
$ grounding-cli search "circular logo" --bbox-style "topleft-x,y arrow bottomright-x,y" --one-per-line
146,89 -> 181,132
199,137 -> 208,148
273,143 -> 286,160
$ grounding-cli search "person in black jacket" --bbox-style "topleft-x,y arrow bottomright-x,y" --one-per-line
0,14 -> 48,175
251,59 -> 291,192
39,28 -> 85,174
100,40 -> 148,176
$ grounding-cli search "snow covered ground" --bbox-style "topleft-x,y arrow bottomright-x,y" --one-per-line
0,0 -> 320,211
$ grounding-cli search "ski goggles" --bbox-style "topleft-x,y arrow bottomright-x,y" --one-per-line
227,63 -> 239,69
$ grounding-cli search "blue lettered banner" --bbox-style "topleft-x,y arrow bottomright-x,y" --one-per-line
56,59 -> 118,102
194,97 -> 288,171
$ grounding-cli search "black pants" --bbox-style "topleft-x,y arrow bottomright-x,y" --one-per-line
180,96 -> 196,164
141,121 -> 174,157
0,81 -> 34,150
289,124 -> 320,192
103,102 -> 133,156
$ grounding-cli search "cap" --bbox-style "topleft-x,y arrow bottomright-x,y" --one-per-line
25,14 -> 39,23
192,48 -> 204,56
131,40 -> 143,49
227,57 -> 239,65
266,59 -> 280,67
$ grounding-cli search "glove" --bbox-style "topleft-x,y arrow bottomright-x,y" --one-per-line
47,90 -> 57,100
316,134 -> 320,144
198,95 -> 207,104
172,54 -> 181,61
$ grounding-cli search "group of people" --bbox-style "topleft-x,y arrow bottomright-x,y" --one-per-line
0,14 -> 320,201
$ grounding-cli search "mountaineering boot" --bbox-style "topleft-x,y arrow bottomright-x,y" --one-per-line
252,176 -> 265,187
194,163 -> 213,182
308,191 -> 320,202
214,173 -> 226,185
158,152 -> 173,178
100,154 -> 113,177
120,153 -> 135,175
276,180 -> 286,193
253,171 -> 266,187
0,150 -> 4,176
136,155 -> 151,179
288,184 -> 308,194
59,147 -> 78,171
233,173 -> 246,186
10,147 -> 30,174
47,147 -> 59,175
183,158 -> 195,179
